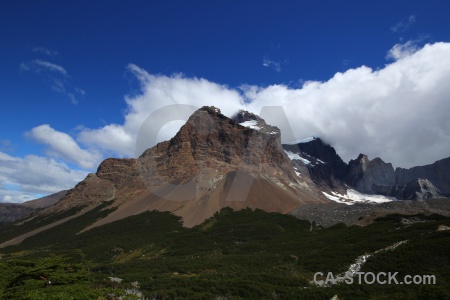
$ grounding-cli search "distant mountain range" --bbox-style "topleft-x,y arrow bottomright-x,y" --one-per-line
0,190 -> 66,225
0,106 -> 449,240
283,137 -> 450,202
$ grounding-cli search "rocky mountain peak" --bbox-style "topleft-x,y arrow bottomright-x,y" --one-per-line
232,109 -> 281,137
355,153 -> 369,163
138,106 -> 300,187
394,178 -> 442,200
395,157 -> 450,197
286,137 -> 344,164
282,137 -> 348,191
345,154 -> 396,194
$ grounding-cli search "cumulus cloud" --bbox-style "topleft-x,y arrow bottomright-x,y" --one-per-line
0,151 -> 87,203
20,58 -> 85,104
244,43 -> 450,168
391,15 -> 416,33
77,64 -> 243,156
74,42 -> 450,169
27,124 -> 102,170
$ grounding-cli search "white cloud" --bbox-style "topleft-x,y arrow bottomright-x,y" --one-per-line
19,58 -> 85,104
262,58 -> 281,72
75,42 -> 450,169
0,151 -> 88,203
78,124 -> 135,157
20,59 -> 67,76
75,87 -> 86,96
27,124 -> 102,169
244,42 -> 450,168
32,46 -> 58,57
77,64 -> 244,157
386,40 -> 419,60
391,15 -> 416,33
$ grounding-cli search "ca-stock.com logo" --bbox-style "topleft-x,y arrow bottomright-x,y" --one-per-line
313,271 -> 436,286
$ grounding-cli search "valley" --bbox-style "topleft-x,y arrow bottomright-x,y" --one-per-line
1,208 -> 449,299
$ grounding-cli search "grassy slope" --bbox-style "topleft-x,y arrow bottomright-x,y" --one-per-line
0,208 -> 449,299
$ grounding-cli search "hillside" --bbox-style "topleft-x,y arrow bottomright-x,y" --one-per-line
0,208 -> 449,299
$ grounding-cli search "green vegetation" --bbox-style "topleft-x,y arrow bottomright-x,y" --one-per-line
0,208 -> 449,299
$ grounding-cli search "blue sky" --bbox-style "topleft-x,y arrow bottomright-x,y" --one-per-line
1,0 -> 450,202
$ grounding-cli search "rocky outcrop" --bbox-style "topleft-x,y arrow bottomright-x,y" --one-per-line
282,138 -> 348,191
344,154 -> 448,200
138,106 -> 302,195
392,178 -> 442,200
345,154 -> 396,194
232,110 -> 281,136
282,137 -> 449,201
395,157 -> 450,196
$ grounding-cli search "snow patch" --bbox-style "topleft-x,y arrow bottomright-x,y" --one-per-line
322,192 -> 343,203
239,120 -> 261,130
322,189 -> 395,205
284,150 -> 311,165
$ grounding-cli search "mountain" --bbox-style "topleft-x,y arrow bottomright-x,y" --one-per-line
0,190 -> 67,225
1,106 -> 449,244
345,155 -> 448,200
4,107 -> 326,241
0,204 -> 34,226
21,190 -> 68,209
396,157 -> 450,196
282,137 -> 348,192
281,138 -> 450,201
345,154 -> 396,194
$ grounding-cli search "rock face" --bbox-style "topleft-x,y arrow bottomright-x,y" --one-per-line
232,110 -> 281,136
282,138 -> 348,191
344,154 -> 447,200
281,136 -> 448,201
395,157 -> 450,196
137,106 -> 303,197
36,106 -> 326,230
393,178 -> 442,200
345,154 -> 396,194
